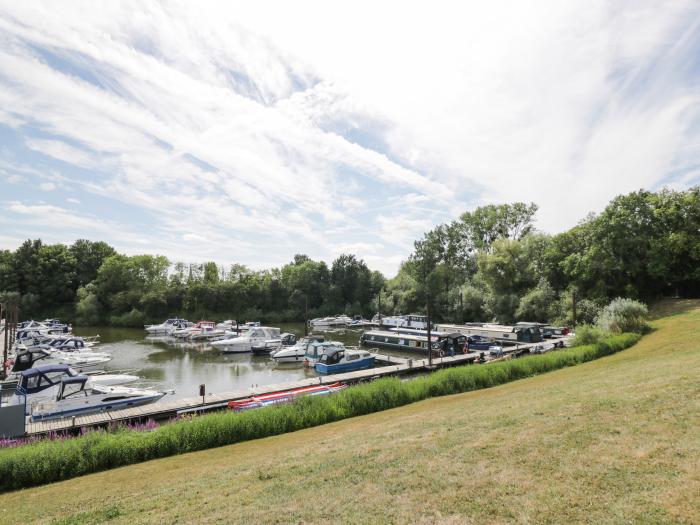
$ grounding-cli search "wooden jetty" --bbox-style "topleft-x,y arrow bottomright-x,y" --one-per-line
24,338 -> 570,437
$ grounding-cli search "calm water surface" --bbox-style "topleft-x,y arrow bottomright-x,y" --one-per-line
73,324 -> 378,400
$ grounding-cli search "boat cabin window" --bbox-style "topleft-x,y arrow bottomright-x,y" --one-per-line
59,381 -> 87,399
24,375 -> 40,390
347,353 -> 359,361
323,351 -> 344,365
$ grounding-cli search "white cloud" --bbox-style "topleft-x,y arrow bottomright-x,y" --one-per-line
39,182 -> 56,191
0,0 -> 698,276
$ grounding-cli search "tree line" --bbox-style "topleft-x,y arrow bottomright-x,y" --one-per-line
0,244 -> 384,325
389,187 -> 700,325
0,186 -> 698,326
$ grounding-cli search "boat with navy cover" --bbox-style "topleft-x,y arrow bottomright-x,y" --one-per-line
314,348 -> 375,374
15,365 -> 167,421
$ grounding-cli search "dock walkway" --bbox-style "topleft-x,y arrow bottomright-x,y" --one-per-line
24,338 -> 568,436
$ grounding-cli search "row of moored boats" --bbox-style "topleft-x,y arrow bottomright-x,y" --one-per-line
2,319 -> 172,422
143,318 -> 376,374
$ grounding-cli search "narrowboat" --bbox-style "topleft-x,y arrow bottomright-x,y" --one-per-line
227,382 -> 347,411
360,329 -> 467,355
435,323 -> 543,343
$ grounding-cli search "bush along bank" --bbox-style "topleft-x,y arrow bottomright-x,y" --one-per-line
0,333 -> 640,492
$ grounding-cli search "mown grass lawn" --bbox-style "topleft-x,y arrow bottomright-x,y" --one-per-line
1,300 -> 699,524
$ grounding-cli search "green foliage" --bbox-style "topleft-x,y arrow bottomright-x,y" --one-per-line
0,333 -> 640,492
515,279 -> 557,322
596,298 -> 649,334
571,324 -> 610,346
460,202 -> 539,252
75,286 -> 102,325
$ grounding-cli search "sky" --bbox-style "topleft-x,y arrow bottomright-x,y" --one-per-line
0,1 -> 699,276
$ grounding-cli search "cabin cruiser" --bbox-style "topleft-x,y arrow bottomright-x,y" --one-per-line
215,320 -> 239,331
8,361 -> 137,386
210,326 -> 281,353
18,320 -> 71,335
15,365 -> 166,421
188,321 -> 227,341
144,318 -> 192,335
303,341 -> 345,368
309,315 -> 353,331
314,348 -> 375,374
9,347 -> 111,371
38,336 -> 99,352
251,333 -> 297,356
271,335 -> 325,363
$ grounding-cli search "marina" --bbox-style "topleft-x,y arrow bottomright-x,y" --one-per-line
21,337 -> 566,436
1,314 -> 571,438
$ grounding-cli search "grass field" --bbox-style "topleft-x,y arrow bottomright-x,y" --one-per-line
2,300 -> 698,524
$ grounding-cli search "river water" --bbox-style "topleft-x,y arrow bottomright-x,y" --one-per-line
72,324 -> 385,400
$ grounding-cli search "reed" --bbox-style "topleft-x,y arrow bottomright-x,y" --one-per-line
0,333 -> 640,492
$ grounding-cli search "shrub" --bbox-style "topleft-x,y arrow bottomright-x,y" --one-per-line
0,333 -> 641,492
571,324 -> 610,347
597,298 -> 649,334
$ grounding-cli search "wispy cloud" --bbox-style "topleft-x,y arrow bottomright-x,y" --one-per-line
0,1 -> 698,276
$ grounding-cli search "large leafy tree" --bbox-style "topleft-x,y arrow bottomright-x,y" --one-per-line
69,240 -> 116,288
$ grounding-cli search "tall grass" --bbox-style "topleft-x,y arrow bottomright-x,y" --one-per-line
0,333 -> 640,492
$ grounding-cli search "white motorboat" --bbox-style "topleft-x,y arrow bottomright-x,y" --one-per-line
215,320 -> 239,331
210,326 -> 280,353
188,321 -> 227,341
251,333 -> 297,355
271,335 -> 325,363
170,320 -> 208,339
144,318 -> 191,335
309,315 -> 353,331
6,355 -> 136,386
9,347 -> 111,370
15,365 -> 167,421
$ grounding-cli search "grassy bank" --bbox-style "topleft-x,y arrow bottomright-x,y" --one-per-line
0,300 -> 698,523
0,335 -> 640,492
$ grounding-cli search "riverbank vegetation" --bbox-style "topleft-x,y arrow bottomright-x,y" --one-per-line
0,332 -> 639,492
0,187 -> 698,325
0,300 -> 697,523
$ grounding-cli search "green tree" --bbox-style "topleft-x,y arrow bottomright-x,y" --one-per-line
69,239 -> 116,288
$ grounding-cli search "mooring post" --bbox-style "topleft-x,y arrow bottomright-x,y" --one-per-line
427,292 -> 433,369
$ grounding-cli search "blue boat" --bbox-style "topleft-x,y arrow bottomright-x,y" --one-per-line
314,348 -> 375,374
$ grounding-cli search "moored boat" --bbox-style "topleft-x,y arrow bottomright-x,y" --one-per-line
144,318 -> 191,335
303,340 -> 345,368
227,382 -> 347,411
251,333 -> 297,355
210,326 -> 281,353
13,365 -> 163,421
314,348 -> 375,374
270,335 -> 325,363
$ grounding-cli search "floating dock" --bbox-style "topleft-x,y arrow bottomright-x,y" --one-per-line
24,338 -> 569,437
